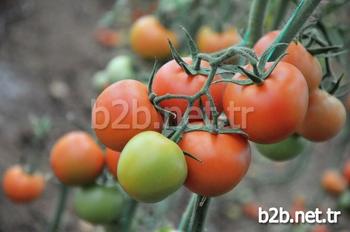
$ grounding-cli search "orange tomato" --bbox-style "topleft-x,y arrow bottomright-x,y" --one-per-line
105,148 -> 120,177
321,170 -> 347,196
2,165 -> 45,203
92,80 -> 163,151
223,62 -> 309,144
130,15 -> 178,59
297,89 -> 346,142
178,131 -> 251,196
254,30 -> 322,91
50,131 -> 104,185
196,26 -> 241,53
343,160 -> 350,185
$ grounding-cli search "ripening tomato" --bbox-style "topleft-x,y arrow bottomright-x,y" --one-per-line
118,131 -> 187,203
95,28 -> 120,47
105,148 -> 120,177
178,131 -> 251,197
152,57 -> 226,121
255,135 -> 306,161
92,80 -> 163,151
2,165 -> 45,203
196,26 -> 241,53
73,184 -> 124,224
311,225 -> 330,232
223,61 -> 309,144
321,170 -> 347,196
130,15 -> 178,59
254,30 -> 322,91
343,160 -> 350,185
242,202 -> 261,220
50,131 -> 104,185
297,89 -> 346,142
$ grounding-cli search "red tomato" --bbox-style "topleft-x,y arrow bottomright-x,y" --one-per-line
152,57 -> 226,121
242,202 -> 261,220
105,148 -> 120,177
321,170 -> 347,196
92,80 -> 163,151
289,196 -> 306,221
178,131 -> 251,197
297,89 -> 346,142
311,225 -> 330,232
343,160 -> 350,185
95,28 -> 120,47
196,26 -> 241,53
223,61 -> 309,144
254,30 -> 322,91
130,15 -> 178,59
2,165 -> 45,203
50,131 -> 104,185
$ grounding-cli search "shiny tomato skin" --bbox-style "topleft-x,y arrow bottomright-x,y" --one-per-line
223,61 -> 309,144
73,184 -> 124,224
178,131 -> 251,197
50,131 -> 104,186
297,89 -> 346,142
130,15 -> 178,59
152,57 -> 226,121
254,30 -> 322,91
118,131 -> 187,203
105,148 -> 120,177
92,79 -> 163,151
2,165 -> 45,203
197,26 -> 241,53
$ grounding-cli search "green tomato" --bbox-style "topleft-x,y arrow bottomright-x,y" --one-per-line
338,190 -> 350,213
73,185 -> 124,224
118,131 -> 187,203
255,135 -> 306,161
92,71 -> 109,91
105,55 -> 134,82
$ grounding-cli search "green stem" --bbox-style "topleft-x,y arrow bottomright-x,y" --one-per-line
243,0 -> 269,48
178,194 -> 197,231
187,195 -> 211,232
47,184 -> 69,232
271,0 -> 290,30
119,198 -> 138,232
268,0 -> 322,60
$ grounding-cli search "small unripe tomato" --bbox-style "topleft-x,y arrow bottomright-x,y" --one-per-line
254,30 -> 322,91
196,26 -> 241,53
2,165 -> 45,203
338,190 -> 350,213
105,148 -> 120,178
92,80 -> 163,151
343,160 -> 350,185
255,135 -> 306,161
178,131 -> 251,197
73,184 -> 124,224
130,15 -> 178,59
297,89 -> 346,142
118,131 -> 187,203
321,170 -> 347,196
50,131 -> 104,186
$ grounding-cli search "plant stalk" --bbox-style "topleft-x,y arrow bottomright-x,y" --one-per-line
243,0 -> 269,48
270,0 -> 290,30
187,195 -> 211,232
178,194 -> 197,231
268,0 -> 322,60
119,198 -> 138,232
47,184 -> 69,232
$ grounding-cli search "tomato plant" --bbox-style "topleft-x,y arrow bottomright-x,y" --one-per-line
2,165 -> 45,203
105,148 -> 120,178
178,131 -> 251,197
255,135 -> 306,161
50,131 -> 104,185
92,79 -> 163,151
321,170 -> 347,196
152,57 -> 226,120
196,26 -> 241,53
297,89 -> 346,142
254,30 -> 322,91
130,15 -> 178,59
73,184 -> 124,224
117,131 -> 187,203
223,61 -> 309,144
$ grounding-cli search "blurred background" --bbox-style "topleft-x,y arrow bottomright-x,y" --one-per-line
0,0 -> 350,231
